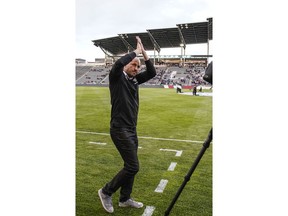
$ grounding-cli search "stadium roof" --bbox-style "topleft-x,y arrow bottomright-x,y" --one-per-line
92,18 -> 213,56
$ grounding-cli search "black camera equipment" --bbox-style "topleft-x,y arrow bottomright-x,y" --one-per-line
203,61 -> 213,85
164,61 -> 213,216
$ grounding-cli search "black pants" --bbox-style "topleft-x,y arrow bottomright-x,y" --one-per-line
102,127 -> 139,202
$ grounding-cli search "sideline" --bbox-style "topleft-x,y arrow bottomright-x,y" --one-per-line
76,130 -> 203,143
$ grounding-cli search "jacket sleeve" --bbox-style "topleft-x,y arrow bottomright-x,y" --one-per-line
109,52 -> 137,83
135,60 -> 156,85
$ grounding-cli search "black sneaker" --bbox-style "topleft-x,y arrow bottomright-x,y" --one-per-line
98,189 -> 114,213
119,198 -> 143,208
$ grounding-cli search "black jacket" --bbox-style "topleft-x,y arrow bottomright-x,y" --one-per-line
109,52 -> 156,128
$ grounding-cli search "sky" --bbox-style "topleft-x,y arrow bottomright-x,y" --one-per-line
76,0 -> 214,62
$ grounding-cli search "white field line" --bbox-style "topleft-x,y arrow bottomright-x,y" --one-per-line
142,206 -> 156,216
168,162 -> 177,171
154,179 -> 168,193
76,130 -> 203,143
159,149 -> 183,157
88,141 -> 106,145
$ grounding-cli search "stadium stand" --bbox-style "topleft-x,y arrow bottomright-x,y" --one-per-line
76,66 -> 110,85
76,64 -> 211,88
76,65 -> 94,80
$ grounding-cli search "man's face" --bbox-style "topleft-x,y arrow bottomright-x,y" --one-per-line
124,58 -> 141,77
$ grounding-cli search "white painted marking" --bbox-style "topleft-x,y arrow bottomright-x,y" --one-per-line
78,131 -> 109,136
139,136 -> 202,143
76,131 -> 203,143
142,206 -> 156,216
89,141 -> 106,145
168,162 -> 177,171
154,179 -> 168,193
160,148 -> 183,157
138,146 -> 143,149
181,92 -> 213,97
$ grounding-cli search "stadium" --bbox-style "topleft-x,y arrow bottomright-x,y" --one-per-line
76,18 -> 213,216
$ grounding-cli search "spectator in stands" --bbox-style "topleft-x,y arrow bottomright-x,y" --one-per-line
98,36 -> 156,213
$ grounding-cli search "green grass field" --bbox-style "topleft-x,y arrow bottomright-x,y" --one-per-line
76,86 -> 212,216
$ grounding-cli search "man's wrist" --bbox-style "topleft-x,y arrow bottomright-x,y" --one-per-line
142,51 -> 149,60
134,50 -> 141,56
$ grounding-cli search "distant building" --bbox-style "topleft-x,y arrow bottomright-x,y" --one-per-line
75,58 -> 86,64
95,58 -> 105,63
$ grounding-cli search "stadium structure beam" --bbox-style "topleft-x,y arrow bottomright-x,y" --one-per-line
146,30 -> 161,66
118,34 -> 134,53
98,46 -> 112,57
192,25 -> 198,43
180,43 -> 185,66
176,25 -> 186,49
177,25 -> 187,66
98,46 -> 116,63
207,17 -> 213,40
146,30 -> 161,53
207,17 -> 213,63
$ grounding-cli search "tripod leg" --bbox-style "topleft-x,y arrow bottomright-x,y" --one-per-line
164,128 -> 212,216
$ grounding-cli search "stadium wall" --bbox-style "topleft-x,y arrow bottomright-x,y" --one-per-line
76,84 -> 163,88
